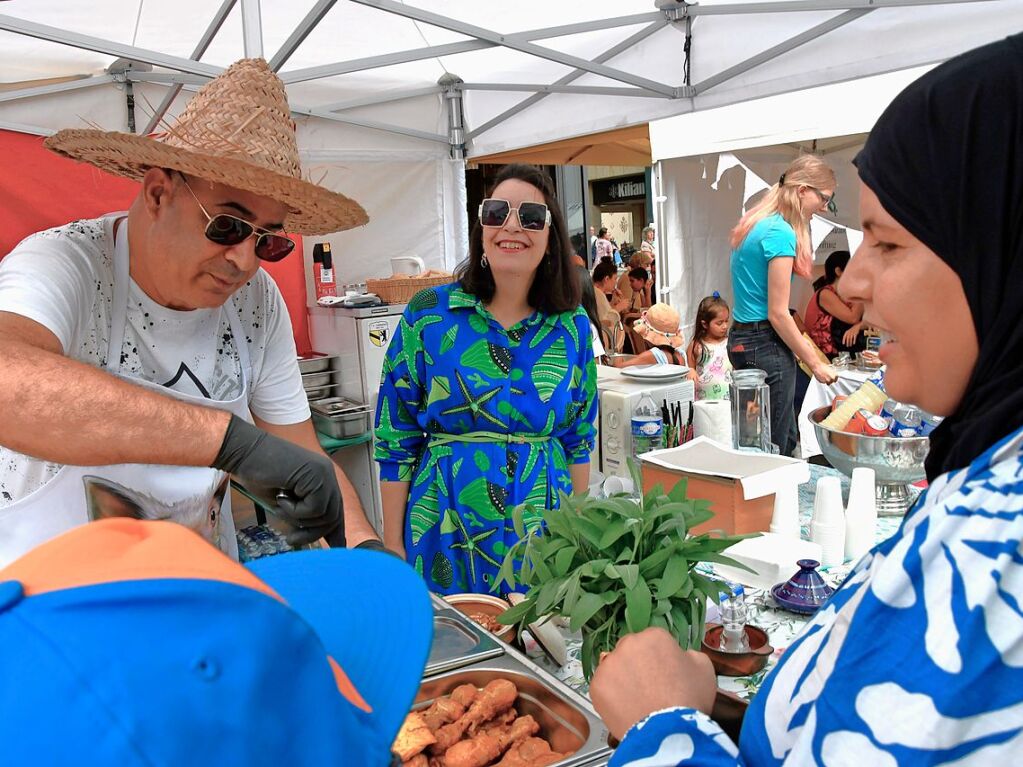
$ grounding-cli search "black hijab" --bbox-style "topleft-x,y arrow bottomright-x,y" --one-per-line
855,34 -> 1023,480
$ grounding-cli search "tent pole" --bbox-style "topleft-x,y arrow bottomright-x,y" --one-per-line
280,13 -> 662,85
440,74 -> 466,161
0,75 -> 116,105
240,0 -> 264,59
269,0 -> 337,71
467,19 -> 669,141
0,14 -> 222,78
350,0 -> 675,96
142,0 -> 236,135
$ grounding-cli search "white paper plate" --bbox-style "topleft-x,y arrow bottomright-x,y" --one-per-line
619,364 -> 689,381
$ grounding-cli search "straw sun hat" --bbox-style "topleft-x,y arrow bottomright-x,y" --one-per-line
44,58 -> 367,236
634,303 -> 684,347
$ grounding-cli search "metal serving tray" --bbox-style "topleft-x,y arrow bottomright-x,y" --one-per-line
301,369 -> 336,388
414,652 -> 612,767
425,595 -> 504,677
297,352 -> 337,374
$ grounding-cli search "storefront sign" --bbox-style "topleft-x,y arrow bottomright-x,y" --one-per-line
592,175 -> 646,205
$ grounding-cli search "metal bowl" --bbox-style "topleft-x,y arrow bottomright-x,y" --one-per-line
808,406 -> 929,516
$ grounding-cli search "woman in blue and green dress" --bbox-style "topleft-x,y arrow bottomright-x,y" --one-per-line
374,164 -> 598,595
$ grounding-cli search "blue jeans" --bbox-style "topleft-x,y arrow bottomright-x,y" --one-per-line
728,324 -> 798,456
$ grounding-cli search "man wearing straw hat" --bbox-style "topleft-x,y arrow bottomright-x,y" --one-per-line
0,59 -> 382,565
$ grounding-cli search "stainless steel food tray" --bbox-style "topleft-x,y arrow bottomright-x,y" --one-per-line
297,352 -> 337,374
301,369 -> 336,388
414,652 -> 612,767
425,594 -> 504,677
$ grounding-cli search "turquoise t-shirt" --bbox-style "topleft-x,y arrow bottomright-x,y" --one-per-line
730,213 -> 796,323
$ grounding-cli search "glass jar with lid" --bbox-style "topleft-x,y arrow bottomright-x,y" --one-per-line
729,369 -> 777,453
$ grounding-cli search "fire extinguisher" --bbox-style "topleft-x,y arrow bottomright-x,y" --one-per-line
312,242 -> 336,301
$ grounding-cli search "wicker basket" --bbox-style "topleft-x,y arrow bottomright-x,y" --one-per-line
366,275 -> 454,304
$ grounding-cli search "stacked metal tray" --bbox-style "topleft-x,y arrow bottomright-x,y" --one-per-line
421,595 -> 612,766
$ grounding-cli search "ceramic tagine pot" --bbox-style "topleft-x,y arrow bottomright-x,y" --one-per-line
770,559 -> 835,615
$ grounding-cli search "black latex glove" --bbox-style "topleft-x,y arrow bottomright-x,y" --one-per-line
354,538 -> 402,558
212,415 -> 345,547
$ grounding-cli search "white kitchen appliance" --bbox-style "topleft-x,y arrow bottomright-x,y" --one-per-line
597,366 -> 696,479
308,303 -> 407,534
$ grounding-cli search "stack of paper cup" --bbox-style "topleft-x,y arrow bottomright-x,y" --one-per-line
810,476 -> 846,567
769,482 -> 801,541
844,467 -> 877,561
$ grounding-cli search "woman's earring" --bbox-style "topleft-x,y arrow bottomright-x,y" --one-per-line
481,253 -> 489,269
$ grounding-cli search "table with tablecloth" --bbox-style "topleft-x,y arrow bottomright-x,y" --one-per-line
526,464 -> 910,701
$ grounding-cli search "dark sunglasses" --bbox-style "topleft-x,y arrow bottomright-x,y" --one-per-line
478,198 -> 551,231
180,177 -> 296,262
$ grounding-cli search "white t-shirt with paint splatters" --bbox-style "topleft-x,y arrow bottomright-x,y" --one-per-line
0,214 -> 310,507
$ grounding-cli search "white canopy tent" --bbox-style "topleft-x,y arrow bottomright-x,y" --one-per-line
1,1 -> 1020,294
649,65 -> 935,333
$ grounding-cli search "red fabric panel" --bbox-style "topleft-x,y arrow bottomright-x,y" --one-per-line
0,129 -> 311,353
263,236 -> 312,356
0,129 -> 139,257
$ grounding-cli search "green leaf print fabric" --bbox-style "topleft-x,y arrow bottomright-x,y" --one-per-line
374,283 -> 598,594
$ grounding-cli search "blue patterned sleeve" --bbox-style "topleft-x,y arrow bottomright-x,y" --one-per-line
610,708 -> 743,767
558,310 -> 598,465
373,305 -> 427,482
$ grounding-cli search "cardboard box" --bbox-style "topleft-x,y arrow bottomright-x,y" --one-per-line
640,438 -> 810,536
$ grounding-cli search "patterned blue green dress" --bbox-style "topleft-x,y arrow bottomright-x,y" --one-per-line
374,283 -> 597,595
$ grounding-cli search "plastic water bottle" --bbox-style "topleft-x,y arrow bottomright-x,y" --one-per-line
886,401 -> 923,437
631,391 -> 663,459
718,583 -> 750,653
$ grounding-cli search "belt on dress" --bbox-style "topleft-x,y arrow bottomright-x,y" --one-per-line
428,432 -> 551,446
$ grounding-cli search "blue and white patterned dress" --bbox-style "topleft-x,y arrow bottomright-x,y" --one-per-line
611,423 -> 1023,765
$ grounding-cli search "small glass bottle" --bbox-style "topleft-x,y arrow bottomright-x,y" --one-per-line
718,583 -> 751,653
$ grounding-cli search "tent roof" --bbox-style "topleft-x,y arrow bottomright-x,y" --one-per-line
1,1 -> 1019,155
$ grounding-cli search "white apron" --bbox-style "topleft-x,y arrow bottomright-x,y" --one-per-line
0,219 -> 252,567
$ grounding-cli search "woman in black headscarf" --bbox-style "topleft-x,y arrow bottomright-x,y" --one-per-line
586,34 -> 1023,765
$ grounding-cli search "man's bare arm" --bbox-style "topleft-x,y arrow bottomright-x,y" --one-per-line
0,311 -> 228,466
254,416 -> 381,548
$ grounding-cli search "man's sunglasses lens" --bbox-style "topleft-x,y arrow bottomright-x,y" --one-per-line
480,199 -> 510,227
255,234 -> 295,262
205,215 -> 294,262
517,202 -> 548,231
205,215 -> 252,246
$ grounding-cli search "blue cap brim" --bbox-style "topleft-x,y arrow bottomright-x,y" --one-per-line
247,549 -> 432,745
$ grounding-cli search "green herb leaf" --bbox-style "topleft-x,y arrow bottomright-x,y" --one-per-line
563,572 -> 582,614
670,604 -> 692,647
570,592 -> 607,632
656,554 -> 691,599
638,545 -> 675,579
598,518 -> 629,549
617,563 -> 640,590
554,545 -> 578,576
624,576 -> 652,633
497,599 -> 533,625
667,477 -> 689,503
535,578 -> 564,615
512,504 -> 526,540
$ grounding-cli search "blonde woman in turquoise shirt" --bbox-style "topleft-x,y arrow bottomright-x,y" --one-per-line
727,156 -> 838,456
